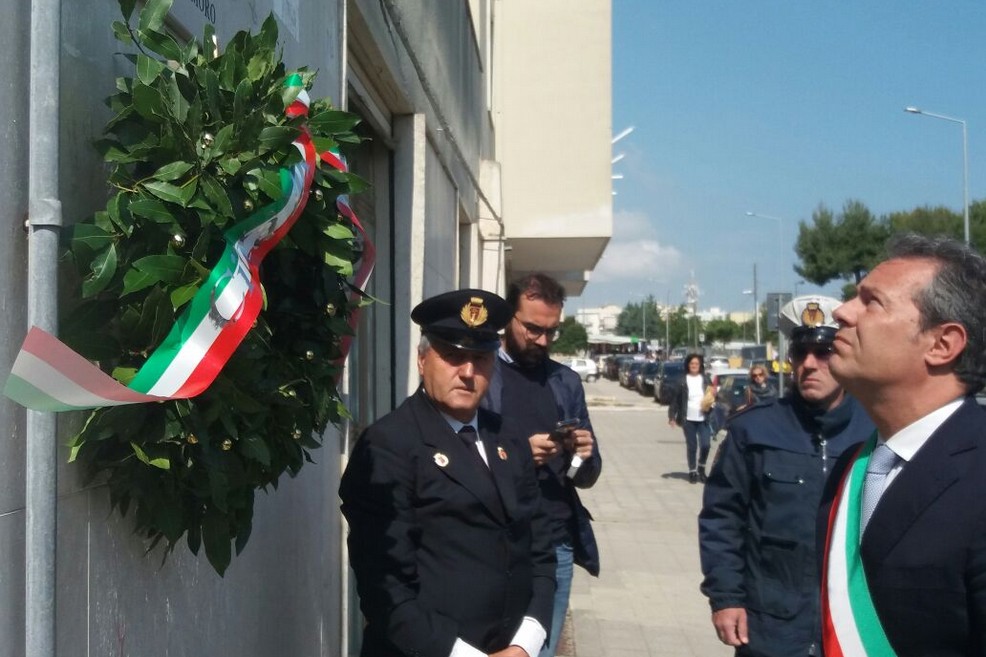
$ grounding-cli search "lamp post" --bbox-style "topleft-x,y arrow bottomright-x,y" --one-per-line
904,106 -> 970,245
745,211 -> 787,292
743,264 -> 761,344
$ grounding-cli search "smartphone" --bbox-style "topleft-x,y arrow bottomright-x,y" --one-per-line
550,418 -> 580,441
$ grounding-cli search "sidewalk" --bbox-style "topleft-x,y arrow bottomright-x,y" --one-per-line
561,378 -> 732,657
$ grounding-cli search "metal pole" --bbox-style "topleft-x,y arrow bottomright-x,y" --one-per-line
27,0 -> 62,655
963,119 -> 970,245
776,296 -> 785,397
665,291 -> 670,356
753,264 -> 761,345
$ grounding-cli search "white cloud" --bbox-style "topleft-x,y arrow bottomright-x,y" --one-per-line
592,210 -> 683,282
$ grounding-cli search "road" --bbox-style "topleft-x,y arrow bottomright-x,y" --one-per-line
562,376 -> 732,657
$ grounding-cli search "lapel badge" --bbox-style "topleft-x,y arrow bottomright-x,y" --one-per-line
497,446 -> 507,461
434,452 -> 449,468
460,297 -> 489,328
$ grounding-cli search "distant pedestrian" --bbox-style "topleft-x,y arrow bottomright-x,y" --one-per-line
669,353 -> 713,483
744,365 -> 776,407
698,295 -> 874,657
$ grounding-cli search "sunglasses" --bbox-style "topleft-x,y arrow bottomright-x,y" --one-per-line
790,344 -> 835,361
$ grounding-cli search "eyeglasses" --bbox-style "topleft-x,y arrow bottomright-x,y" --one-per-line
751,372 -> 767,380
789,344 -> 835,361
514,315 -> 560,341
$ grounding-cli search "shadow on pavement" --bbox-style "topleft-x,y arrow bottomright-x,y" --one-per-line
661,471 -> 695,482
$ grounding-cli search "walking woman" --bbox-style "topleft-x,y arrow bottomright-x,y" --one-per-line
668,353 -> 713,483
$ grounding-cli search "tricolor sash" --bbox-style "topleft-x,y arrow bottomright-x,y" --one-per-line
821,434 -> 897,656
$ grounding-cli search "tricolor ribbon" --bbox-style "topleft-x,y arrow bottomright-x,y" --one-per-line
4,74 -> 374,412
821,434 -> 897,657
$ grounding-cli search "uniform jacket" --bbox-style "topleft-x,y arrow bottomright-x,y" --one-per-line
699,393 -> 874,657
484,356 -> 602,576
818,398 -> 986,657
340,389 -> 556,657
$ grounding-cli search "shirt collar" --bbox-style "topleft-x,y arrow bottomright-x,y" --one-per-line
880,397 -> 965,462
442,412 -> 479,435
498,344 -> 514,364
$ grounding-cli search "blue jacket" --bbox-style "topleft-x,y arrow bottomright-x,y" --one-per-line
484,355 -> 602,576
698,392 -> 874,657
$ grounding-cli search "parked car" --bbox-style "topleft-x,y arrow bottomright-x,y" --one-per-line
636,361 -> 661,396
710,368 -> 751,416
620,360 -> 645,389
653,360 -> 685,405
563,357 -> 599,382
606,354 -> 636,380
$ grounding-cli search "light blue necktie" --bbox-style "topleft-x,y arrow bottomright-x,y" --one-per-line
860,443 -> 899,534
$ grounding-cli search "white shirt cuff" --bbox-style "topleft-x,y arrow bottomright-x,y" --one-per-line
450,638 -> 486,657
449,617 -> 545,657
510,616 -> 547,657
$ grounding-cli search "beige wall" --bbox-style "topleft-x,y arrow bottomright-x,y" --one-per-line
494,0 -> 613,295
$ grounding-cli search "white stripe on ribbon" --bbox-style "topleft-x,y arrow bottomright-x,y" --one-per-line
827,474 -> 867,655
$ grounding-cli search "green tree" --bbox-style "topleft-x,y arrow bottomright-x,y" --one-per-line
615,295 -> 662,341
795,200 -> 890,296
703,318 -> 740,345
552,316 -> 587,355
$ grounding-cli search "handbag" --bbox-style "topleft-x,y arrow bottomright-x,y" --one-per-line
700,385 -> 716,414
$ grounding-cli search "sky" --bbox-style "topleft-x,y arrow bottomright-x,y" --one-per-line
579,1 -> 986,315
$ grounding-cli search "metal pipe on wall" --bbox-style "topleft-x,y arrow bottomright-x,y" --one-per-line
26,0 -> 62,655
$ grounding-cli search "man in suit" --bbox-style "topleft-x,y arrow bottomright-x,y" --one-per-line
820,233 -> 986,656
340,289 -> 556,657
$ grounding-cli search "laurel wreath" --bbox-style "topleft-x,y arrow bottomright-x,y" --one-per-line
59,0 -> 366,574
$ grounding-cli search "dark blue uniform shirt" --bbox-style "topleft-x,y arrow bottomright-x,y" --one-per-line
698,393 -> 874,657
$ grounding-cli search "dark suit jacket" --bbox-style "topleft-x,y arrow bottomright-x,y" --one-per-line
819,399 -> 986,656
340,389 -> 556,657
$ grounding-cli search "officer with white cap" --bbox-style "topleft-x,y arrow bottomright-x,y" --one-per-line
698,295 -> 874,657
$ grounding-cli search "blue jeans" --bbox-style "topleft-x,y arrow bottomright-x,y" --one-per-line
683,420 -> 711,472
539,542 -> 574,657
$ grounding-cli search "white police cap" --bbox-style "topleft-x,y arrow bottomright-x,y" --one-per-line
778,295 -> 841,345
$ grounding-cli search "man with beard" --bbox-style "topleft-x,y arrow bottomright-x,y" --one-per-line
341,289 -> 556,657
483,273 -> 601,657
698,295 -> 874,657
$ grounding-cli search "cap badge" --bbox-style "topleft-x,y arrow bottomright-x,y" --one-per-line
801,302 -> 825,328
460,297 -> 489,328
433,452 -> 449,468
497,446 -> 507,460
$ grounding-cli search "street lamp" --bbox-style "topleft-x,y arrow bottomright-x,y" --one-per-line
904,106 -> 970,245
745,211 -> 787,293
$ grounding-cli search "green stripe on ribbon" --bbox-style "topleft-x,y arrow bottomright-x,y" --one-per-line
844,436 -> 897,656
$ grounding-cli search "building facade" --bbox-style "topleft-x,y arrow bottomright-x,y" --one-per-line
1,1 -> 611,655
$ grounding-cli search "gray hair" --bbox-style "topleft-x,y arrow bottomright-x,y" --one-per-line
417,334 -> 432,356
886,233 -> 986,394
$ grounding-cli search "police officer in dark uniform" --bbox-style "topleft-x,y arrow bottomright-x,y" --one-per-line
698,296 -> 874,657
341,289 -> 556,657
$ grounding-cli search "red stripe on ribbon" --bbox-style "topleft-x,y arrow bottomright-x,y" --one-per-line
820,442 -> 864,657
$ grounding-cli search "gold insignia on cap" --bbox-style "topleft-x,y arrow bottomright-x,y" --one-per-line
801,302 -> 825,328
497,446 -> 507,460
434,452 -> 449,468
460,297 -> 489,328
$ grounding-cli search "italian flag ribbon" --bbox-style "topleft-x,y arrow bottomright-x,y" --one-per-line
821,434 -> 897,657
4,74 -> 373,412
